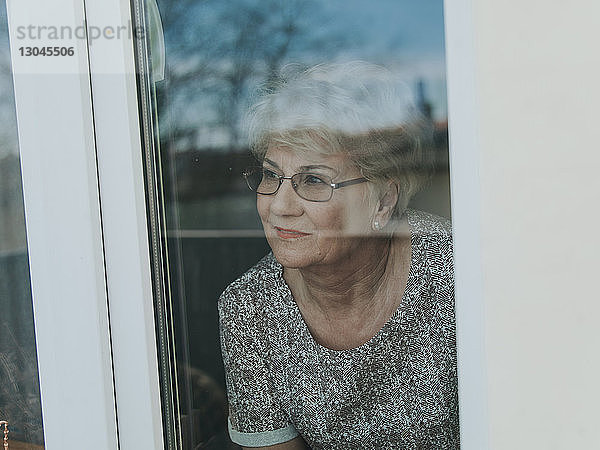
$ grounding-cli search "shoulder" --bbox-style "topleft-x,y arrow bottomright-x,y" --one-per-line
406,209 -> 452,240
405,210 -> 456,342
218,253 -> 284,320
406,209 -> 454,285
407,209 -> 453,255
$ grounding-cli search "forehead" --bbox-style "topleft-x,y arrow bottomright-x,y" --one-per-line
264,144 -> 352,173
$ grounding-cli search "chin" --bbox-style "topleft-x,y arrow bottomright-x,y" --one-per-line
271,250 -> 308,269
269,244 -> 316,269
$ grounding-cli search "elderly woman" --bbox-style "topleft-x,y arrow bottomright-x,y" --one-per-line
218,62 -> 458,449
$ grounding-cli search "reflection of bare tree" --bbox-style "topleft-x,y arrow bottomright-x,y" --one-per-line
0,4 -> 27,252
0,4 -> 18,159
0,4 -> 10,73
0,319 -> 44,445
0,6 -> 44,447
156,0 -> 350,150
0,246 -> 44,446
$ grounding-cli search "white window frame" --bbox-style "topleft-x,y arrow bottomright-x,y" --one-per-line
6,0 -> 120,448
7,0 -> 488,448
83,0 -> 166,448
444,0 -> 489,448
6,0 -> 164,448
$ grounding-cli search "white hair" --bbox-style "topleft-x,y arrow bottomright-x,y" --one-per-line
245,61 -> 434,217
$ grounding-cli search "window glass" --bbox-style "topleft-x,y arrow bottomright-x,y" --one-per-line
134,1 -> 453,447
0,1 -> 44,447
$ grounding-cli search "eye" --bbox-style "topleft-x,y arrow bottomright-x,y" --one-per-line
262,168 -> 280,180
302,174 -> 327,185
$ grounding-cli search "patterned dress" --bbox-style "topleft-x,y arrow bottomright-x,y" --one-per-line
218,210 -> 459,449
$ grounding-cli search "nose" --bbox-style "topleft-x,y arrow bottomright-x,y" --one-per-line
269,177 -> 303,216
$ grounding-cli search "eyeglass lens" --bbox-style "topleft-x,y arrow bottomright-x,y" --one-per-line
245,168 -> 333,202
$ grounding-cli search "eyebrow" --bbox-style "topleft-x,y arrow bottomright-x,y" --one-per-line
263,158 -> 335,173
299,164 -> 335,172
263,158 -> 280,169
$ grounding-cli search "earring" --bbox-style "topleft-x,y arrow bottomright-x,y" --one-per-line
372,220 -> 381,231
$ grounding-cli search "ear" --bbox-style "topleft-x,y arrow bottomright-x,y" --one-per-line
372,181 -> 399,229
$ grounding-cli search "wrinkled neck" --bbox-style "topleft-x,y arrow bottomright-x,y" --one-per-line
286,236 -> 394,313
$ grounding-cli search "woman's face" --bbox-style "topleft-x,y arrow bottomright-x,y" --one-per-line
257,144 -> 377,269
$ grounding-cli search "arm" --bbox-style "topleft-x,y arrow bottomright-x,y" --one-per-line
219,285 -> 301,448
242,436 -> 310,450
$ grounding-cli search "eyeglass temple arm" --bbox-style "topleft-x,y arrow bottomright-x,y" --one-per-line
332,178 -> 367,190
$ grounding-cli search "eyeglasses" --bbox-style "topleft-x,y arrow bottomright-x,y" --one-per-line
242,167 -> 367,202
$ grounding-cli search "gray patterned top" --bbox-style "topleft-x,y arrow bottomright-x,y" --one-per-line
218,210 -> 459,449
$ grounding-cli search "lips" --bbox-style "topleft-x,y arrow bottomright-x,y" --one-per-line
273,226 -> 311,239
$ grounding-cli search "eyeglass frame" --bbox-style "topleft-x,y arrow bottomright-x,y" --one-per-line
242,166 -> 368,202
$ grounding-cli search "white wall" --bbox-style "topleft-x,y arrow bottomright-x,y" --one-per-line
450,0 -> 600,448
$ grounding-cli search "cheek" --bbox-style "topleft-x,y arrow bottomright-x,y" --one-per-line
256,196 -> 269,222
348,205 -> 373,234
313,199 -> 372,236
317,210 -> 345,233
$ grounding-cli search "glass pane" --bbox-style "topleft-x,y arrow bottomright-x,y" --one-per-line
133,0 -> 456,448
0,1 -> 44,447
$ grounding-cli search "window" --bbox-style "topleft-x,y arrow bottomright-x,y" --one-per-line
131,0 -> 455,447
0,3 -> 44,446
